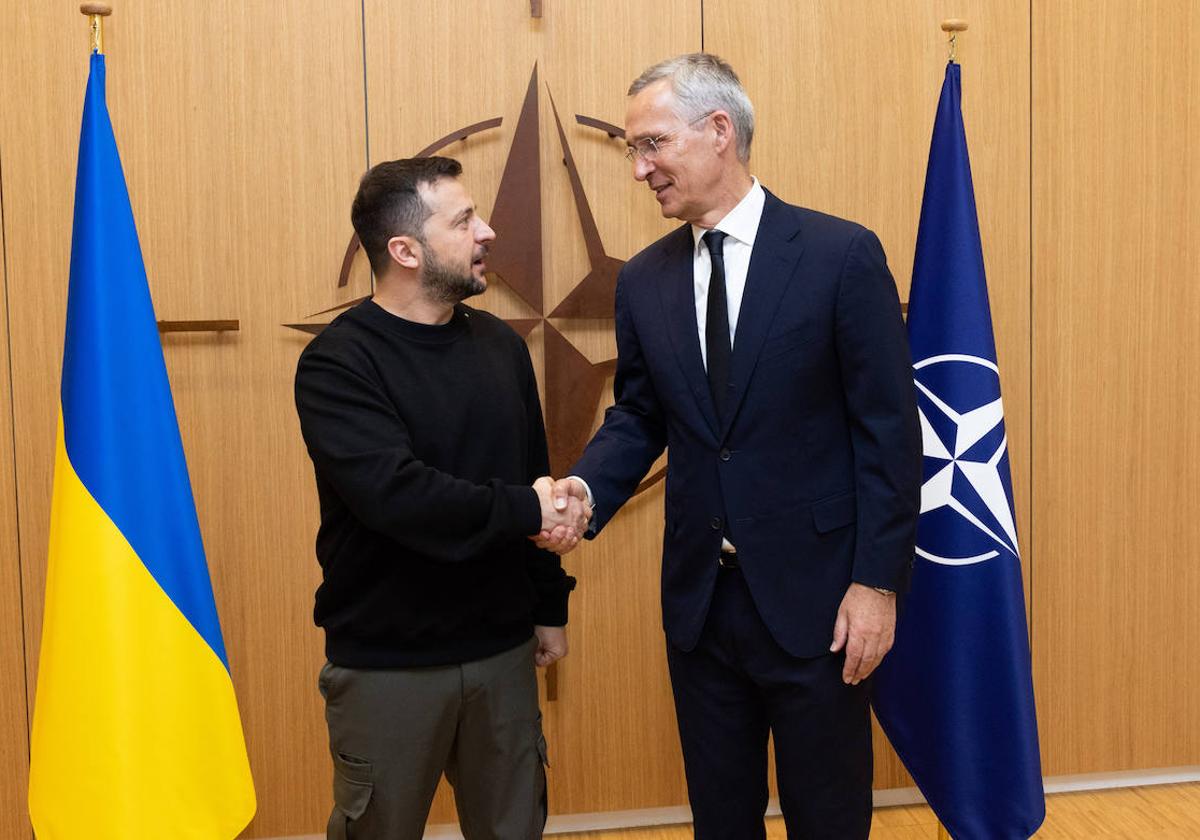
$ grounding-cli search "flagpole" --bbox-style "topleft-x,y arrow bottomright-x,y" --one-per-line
934,16 -> 967,838
81,2 -> 112,54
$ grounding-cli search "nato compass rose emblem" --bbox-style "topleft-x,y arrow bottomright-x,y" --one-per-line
913,353 -> 1019,566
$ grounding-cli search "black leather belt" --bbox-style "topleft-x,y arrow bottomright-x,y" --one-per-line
718,550 -> 739,568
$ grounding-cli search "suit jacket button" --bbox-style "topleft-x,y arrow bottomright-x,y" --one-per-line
710,517 -> 723,530
719,448 -> 731,461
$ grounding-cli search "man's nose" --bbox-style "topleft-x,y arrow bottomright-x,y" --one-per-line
633,156 -> 654,181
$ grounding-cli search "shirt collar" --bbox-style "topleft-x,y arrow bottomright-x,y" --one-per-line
691,177 -> 765,254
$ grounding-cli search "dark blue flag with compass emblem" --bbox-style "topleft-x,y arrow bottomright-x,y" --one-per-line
872,62 -> 1045,840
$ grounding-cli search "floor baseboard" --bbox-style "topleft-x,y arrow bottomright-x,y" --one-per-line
255,766 -> 1200,840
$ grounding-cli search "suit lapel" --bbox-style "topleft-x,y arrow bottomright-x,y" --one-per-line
657,225 -> 721,439
723,192 -> 805,438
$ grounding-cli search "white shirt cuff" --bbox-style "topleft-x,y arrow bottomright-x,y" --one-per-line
565,475 -> 595,508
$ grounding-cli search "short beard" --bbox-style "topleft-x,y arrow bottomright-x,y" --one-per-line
420,245 -> 485,305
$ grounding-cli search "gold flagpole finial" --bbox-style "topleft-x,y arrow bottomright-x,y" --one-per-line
81,3 -> 112,54
941,19 -> 968,63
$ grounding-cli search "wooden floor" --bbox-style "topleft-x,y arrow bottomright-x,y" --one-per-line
557,782 -> 1200,839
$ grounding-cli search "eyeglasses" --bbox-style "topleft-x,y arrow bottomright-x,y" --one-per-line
624,111 -> 715,163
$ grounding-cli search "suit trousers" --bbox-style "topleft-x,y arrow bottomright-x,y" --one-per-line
666,566 -> 873,840
319,637 -> 549,840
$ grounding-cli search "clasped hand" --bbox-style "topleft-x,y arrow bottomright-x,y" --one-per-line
530,476 -> 591,555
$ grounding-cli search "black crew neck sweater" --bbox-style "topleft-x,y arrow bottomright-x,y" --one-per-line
295,299 -> 574,668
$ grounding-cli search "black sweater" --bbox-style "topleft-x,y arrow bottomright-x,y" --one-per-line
294,299 -> 574,667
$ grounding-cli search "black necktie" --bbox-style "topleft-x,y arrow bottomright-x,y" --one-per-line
703,230 -> 731,422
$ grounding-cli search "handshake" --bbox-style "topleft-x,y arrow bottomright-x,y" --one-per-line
530,476 -> 592,555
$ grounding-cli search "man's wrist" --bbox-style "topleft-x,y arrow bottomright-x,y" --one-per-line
565,475 -> 595,508
514,484 -> 547,536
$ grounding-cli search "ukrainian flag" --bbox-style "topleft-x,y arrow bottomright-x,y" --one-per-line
27,53 -> 255,839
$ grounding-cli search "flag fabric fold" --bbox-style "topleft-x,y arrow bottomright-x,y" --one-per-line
872,61 -> 1045,840
28,53 -> 255,839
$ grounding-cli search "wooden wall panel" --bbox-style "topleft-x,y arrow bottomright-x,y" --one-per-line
0,8 -> 93,838
0,2 -> 366,837
362,0 -> 701,821
0,155 -> 33,840
705,0 -> 1032,789
1032,0 -> 1200,775
0,1 -> 1195,836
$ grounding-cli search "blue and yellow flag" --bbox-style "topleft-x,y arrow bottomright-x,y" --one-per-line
872,62 -> 1045,839
27,53 -> 255,839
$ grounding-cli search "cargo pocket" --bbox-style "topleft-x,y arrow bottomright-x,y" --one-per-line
328,752 -> 373,840
535,715 -> 550,769
535,714 -> 550,833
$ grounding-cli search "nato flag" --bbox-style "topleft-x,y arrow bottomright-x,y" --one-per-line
871,62 -> 1045,839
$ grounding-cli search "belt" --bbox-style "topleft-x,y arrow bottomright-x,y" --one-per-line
718,550 -> 739,569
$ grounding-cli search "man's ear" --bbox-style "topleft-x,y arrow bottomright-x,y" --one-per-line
387,235 -> 421,271
711,111 -> 736,156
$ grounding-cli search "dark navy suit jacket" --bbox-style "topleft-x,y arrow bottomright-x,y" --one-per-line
573,190 -> 922,658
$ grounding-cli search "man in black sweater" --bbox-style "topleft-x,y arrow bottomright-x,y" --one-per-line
295,157 -> 584,840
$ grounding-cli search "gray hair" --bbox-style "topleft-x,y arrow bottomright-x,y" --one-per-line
628,53 -> 755,163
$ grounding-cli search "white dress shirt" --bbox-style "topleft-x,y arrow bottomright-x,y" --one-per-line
692,177 -> 766,368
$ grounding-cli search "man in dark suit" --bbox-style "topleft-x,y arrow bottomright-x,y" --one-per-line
539,53 -> 921,839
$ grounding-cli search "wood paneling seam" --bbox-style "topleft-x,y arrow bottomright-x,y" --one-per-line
0,130 -> 33,751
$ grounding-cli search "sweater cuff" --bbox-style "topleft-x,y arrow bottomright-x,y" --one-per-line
532,574 -> 577,627
505,484 -> 543,537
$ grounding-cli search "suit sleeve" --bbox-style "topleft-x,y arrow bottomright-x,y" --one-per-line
294,340 -> 543,562
571,268 -> 668,534
517,340 -> 576,626
835,228 -> 923,593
